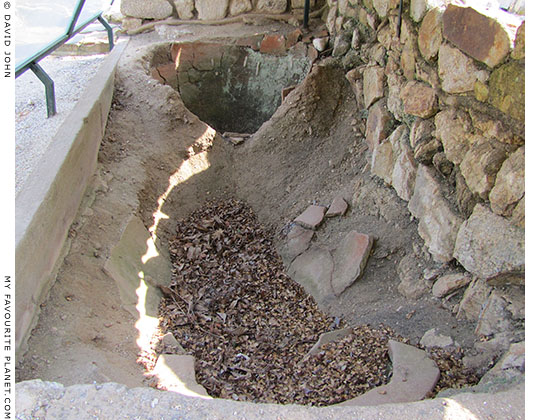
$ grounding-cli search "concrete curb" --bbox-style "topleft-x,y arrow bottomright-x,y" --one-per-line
15,39 -> 129,357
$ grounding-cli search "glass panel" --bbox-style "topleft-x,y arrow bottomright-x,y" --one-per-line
15,0 -> 81,67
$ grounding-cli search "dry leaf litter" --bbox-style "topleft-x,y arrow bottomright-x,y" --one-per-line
144,199 -> 477,406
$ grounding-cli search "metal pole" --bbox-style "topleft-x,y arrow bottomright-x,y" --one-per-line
29,63 -> 56,118
98,15 -> 114,51
303,0 -> 310,29
67,0 -> 87,36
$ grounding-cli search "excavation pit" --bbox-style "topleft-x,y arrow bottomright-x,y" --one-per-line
150,42 -> 313,134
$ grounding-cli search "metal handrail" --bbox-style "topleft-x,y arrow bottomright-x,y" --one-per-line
15,0 -> 116,117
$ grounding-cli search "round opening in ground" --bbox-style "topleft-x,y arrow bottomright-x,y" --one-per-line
148,199 -> 478,406
150,43 -> 312,134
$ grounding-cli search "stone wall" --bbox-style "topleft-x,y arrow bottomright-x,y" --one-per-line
120,0 -> 325,28
325,0 -> 524,366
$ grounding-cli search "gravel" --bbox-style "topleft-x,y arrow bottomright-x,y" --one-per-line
15,53 -> 106,195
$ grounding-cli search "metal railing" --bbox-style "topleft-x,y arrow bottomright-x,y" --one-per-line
15,0 -> 115,117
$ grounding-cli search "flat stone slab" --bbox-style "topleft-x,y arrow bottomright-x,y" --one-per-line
307,327 -> 354,357
281,225 -> 314,267
332,231 -> 373,296
326,196 -> 348,217
104,216 -> 172,318
152,355 -> 211,398
288,246 -> 334,302
420,328 -> 458,349
340,340 -> 440,406
294,205 -> 327,230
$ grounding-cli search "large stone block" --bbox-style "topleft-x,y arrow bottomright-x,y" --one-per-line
288,247 -> 334,302
363,66 -> 385,109
489,61 -> 525,122
256,0 -> 287,13
434,108 -> 473,165
366,99 -> 393,151
392,144 -> 417,202
173,0 -> 195,19
121,0 -> 173,19
442,5 -> 510,68
371,138 -> 395,185
195,0 -> 228,19
230,0 -> 253,16
408,165 -> 464,262
418,8 -> 443,61
459,136 -> 507,200
400,81 -> 438,118
454,204 -> 525,278
438,43 -> 489,94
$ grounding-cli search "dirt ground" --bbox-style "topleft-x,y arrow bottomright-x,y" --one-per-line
16,19 -> 480,397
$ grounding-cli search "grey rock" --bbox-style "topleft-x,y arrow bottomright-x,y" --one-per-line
438,43 -> 489,94
420,328 -> 457,349
460,136 -> 507,200
332,33 -> 351,57
363,66 -> 385,109
457,277 -> 492,321
366,99 -> 393,151
288,247 -> 334,302
229,0 -> 253,16
408,165 -> 464,263
313,37 -> 329,52
152,355 -> 210,397
173,0 -> 195,19
414,139 -> 440,164
161,332 -> 186,354
434,108 -> 473,165
280,224 -> 314,267
475,291 -> 512,337
489,146 -> 525,217
454,204 -> 524,279
294,205 -> 327,230
195,0 -> 228,19
409,118 -> 435,149
397,253 -> 429,299
371,137 -> 395,185
332,231 -> 373,296
432,273 -> 471,298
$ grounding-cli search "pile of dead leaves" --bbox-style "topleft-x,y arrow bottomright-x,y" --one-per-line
157,198 -> 477,406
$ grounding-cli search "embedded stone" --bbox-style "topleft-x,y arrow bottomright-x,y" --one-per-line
434,108 -> 473,165
397,253 -> 429,300
400,81 -> 438,118
454,204 -> 525,279
121,0 -> 173,19
229,0 -> 253,16
418,8 -> 443,61
488,146 -> 523,216
372,0 -> 400,18
386,72 -> 406,121
194,0 -> 228,20
313,37 -> 329,52
420,328 -> 456,349
438,43 -> 489,94
432,273 -> 472,298
442,5 -> 510,68
371,138 -> 395,185
511,197 -> 525,229
294,205 -> 326,230
256,0 -> 287,13
475,291 -> 512,337
332,231 -> 373,296
366,100 -> 393,151
326,196 -> 348,217
345,66 -> 365,109
400,43 -> 416,81
332,33 -> 351,57
459,136 -> 507,200
414,139 -> 440,165
409,118 -> 435,149
489,61 -> 525,122
363,66 -> 385,109
280,225 -> 314,267
173,0 -> 194,19
121,17 -> 143,32
457,278 -> 492,321
288,247 -> 334,302
390,126 -> 417,202
408,165 -> 464,263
